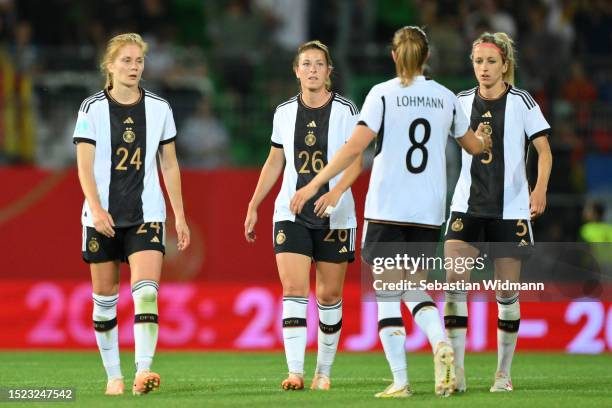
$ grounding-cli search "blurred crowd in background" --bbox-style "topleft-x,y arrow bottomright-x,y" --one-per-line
0,0 -> 610,241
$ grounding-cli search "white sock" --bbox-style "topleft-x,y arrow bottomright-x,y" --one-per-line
377,298 -> 408,388
404,290 -> 446,351
282,296 -> 308,375
497,294 -> 520,376
132,280 -> 159,373
92,293 -> 122,380
316,299 -> 342,377
444,290 -> 468,369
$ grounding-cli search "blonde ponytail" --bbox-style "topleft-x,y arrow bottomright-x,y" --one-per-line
392,26 -> 429,86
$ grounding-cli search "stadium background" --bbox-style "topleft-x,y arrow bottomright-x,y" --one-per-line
0,0 -> 611,353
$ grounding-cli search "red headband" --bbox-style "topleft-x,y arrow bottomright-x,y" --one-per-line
473,42 -> 503,54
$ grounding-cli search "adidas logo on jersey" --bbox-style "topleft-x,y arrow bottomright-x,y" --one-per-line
307,120 -> 316,128
339,246 -> 348,253
518,239 -> 529,247
481,111 -> 492,118
150,236 -> 160,243
124,117 -> 134,124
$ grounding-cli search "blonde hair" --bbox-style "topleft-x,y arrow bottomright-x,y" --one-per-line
471,32 -> 516,85
293,40 -> 334,91
392,26 -> 429,86
100,33 -> 148,90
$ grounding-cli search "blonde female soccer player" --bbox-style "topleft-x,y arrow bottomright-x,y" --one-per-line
290,26 -> 491,398
73,33 -> 190,396
443,32 -> 552,393
244,40 -> 361,391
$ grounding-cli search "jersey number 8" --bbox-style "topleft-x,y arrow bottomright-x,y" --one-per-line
406,118 -> 430,174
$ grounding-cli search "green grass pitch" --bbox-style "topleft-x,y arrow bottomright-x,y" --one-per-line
1,351 -> 610,407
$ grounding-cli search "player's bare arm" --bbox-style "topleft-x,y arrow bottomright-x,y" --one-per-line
76,142 -> 115,238
290,125 -> 374,214
159,141 -> 190,251
314,152 -> 363,217
530,135 -> 552,218
456,123 -> 492,155
244,146 -> 285,242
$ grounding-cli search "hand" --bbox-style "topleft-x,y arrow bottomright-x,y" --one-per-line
92,206 -> 115,238
314,189 -> 341,218
475,123 -> 493,152
175,217 -> 190,251
290,183 -> 319,215
530,188 -> 547,219
244,208 -> 258,243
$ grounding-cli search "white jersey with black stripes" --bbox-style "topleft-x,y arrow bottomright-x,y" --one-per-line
271,93 -> 359,229
358,76 -> 470,226
450,85 -> 551,220
73,88 -> 177,227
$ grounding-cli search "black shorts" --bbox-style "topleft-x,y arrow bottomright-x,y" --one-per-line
82,222 -> 165,263
444,211 -> 533,259
273,221 -> 356,263
361,221 -> 442,265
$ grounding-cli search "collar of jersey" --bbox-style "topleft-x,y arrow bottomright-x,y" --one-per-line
104,87 -> 143,107
477,83 -> 511,101
298,92 -> 334,110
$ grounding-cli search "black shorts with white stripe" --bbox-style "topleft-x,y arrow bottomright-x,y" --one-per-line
273,221 -> 356,263
82,222 -> 165,263
444,212 -> 534,259
361,221 -> 441,266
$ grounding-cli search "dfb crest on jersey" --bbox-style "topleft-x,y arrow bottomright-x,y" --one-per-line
481,122 -> 492,136
305,131 -> 316,147
276,230 -> 286,245
451,218 -> 464,232
123,128 -> 136,143
88,238 -> 100,253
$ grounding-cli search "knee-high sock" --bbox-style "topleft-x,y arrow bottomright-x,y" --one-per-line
497,294 -> 520,376
377,296 -> 408,387
316,299 -> 342,377
93,293 -> 122,380
132,280 -> 159,373
282,296 -> 308,375
403,290 -> 446,351
444,290 -> 468,369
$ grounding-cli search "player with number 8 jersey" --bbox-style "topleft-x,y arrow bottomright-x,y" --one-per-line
290,26 -> 492,398
73,33 -> 190,396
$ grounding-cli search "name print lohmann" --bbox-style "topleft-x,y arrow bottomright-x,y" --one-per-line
396,96 -> 444,109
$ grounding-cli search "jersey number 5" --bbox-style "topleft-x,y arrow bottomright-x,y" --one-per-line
115,147 -> 142,171
406,118 -> 430,174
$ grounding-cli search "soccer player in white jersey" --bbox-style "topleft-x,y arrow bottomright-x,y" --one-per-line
443,32 -> 553,393
290,27 -> 491,398
73,33 -> 190,396
244,40 -> 361,391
